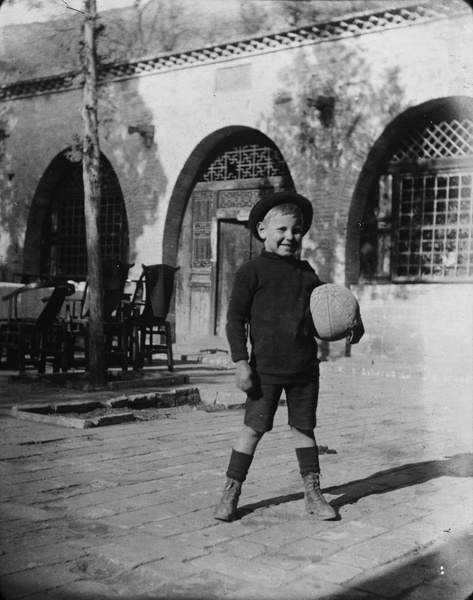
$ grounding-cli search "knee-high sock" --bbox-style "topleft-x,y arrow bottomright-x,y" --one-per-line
295,446 -> 320,476
226,449 -> 254,483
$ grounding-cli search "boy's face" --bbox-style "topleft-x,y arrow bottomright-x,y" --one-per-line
257,212 -> 302,257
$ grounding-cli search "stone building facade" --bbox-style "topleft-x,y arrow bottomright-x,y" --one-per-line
1,1 -> 472,372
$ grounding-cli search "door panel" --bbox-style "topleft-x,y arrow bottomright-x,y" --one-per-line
215,220 -> 261,336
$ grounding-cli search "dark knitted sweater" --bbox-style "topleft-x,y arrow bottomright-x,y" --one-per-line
226,251 -> 322,383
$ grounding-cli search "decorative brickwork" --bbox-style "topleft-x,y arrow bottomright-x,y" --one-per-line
0,2 -> 468,102
0,72 -> 79,101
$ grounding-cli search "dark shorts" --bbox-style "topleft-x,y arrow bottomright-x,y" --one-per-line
243,368 -> 319,433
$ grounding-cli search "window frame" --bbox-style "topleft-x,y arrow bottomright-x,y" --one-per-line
42,160 -> 129,280
359,123 -> 473,284
389,157 -> 473,283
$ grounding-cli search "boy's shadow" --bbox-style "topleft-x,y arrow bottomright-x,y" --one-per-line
238,452 -> 473,519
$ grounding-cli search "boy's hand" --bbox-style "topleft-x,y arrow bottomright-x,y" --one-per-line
348,318 -> 365,344
235,361 -> 253,392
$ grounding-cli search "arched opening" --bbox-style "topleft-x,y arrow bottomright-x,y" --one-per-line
347,97 -> 473,285
168,127 -> 294,343
24,152 -> 129,281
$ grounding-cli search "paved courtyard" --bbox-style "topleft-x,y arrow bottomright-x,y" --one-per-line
0,361 -> 472,599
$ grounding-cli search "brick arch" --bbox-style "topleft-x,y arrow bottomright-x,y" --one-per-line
345,96 -> 473,285
162,125 -> 292,266
23,150 -> 128,278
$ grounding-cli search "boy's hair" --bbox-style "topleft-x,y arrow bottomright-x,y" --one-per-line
263,203 -> 303,224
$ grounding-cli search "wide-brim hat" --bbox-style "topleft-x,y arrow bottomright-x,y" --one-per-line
249,191 -> 313,241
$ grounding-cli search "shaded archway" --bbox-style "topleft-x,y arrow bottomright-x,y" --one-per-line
23,151 -> 129,280
165,126 -> 294,341
346,96 -> 473,285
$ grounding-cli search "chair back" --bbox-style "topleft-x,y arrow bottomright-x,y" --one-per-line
1,279 -> 73,326
136,264 -> 179,320
103,259 -> 134,319
36,283 -> 74,329
2,280 -> 45,321
81,259 -> 134,319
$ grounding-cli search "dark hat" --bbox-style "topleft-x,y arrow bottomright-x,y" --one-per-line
248,191 -> 313,241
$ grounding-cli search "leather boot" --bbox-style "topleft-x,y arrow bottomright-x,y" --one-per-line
302,472 -> 336,520
214,478 -> 242,522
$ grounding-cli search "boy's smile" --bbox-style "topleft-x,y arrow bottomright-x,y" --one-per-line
257,214 -> 302,257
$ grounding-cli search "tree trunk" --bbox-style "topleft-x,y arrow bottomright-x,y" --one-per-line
82,0 -> 106,387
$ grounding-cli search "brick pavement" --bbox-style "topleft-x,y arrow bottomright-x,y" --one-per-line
0,361 -> 472,600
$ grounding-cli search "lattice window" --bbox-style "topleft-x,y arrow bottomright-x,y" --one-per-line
200,144 -> 289,182
395,171 -> 473,279
361,117 -> 473,282
392,119 -> 473,162
53,167 -> 87,278
48,161 -> 128,279
100,166 -> 128,261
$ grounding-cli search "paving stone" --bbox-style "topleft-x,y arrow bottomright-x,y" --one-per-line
0,543 -> 87,577
294,560 -> 365,585
33,579 -> 118,599
0,519 -> 50,541
95,532 -> 210,571
334,520 -> 390,543
189,553 -> 292,588
325,548 -> 380,571
215,537 -> 267,560
242,520 -> 335,549
257,550 -> 314,572
393,582 -> 471,600
94,498 -> 215,529
135,560 -> 233,600
429,576 -> 473,598
143,516 -> 210,538
0,502 -> 58,524
382,520 -> 441,547
355,504 -> 428,529
341,537 -> 415,567
277,536 -> 343,562
348,560 -> 432,598
279,580 -> 383,600
0,564 -> 80,599
171,526 -> 237,551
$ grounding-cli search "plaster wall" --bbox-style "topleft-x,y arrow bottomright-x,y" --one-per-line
2,14 -> 472,279
351,283 -> 473,376
1,8 -> 472,368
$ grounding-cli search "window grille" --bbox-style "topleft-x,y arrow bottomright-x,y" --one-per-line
395,171 -> 472,279
362,117 -> 473,282
48,161 -> 128,279
200,144 -> 289,182
392,119 -> 473,162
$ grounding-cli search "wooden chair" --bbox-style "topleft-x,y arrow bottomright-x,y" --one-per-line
128,264 -> 179,371
0,280 -> 74,374
64,259 -> 134,371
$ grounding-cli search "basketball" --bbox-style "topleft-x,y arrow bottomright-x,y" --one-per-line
310,284 -> 363,342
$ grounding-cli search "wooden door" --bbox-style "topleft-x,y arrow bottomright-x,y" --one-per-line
215,220 -> 261,336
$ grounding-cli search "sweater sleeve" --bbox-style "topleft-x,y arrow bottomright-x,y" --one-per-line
225,264 -> 255,363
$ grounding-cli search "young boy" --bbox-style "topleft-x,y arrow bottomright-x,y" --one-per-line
214,190 -> 336,522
